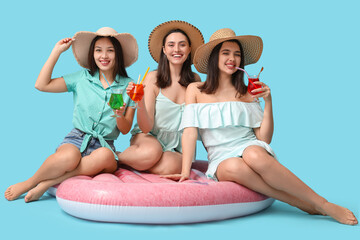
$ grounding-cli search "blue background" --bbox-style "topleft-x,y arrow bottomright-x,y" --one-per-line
1,0 -> 359,239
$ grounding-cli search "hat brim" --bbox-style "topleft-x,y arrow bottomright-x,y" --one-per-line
148,20 -> 204,63
72,31 -> 138,69
193,35 -> 263,74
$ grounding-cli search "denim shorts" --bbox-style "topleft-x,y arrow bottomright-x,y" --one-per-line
58,128 -> 116,157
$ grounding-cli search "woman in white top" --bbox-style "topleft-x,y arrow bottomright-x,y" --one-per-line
118,21 -> 204,175
165,28 -> 357,225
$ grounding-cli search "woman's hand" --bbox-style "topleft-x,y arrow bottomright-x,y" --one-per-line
108,102 -> 127,117
251,81 -> 271,102
161,173 -> 190,182
126,82 -> 135,95
126,82 -> 146,95
114,103 -> 127,117
53,38 -> 74,54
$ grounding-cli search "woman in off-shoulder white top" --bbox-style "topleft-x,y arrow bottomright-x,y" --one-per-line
164,28 -> 357,225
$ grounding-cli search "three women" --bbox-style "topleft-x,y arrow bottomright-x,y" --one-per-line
4,22 -> 357,226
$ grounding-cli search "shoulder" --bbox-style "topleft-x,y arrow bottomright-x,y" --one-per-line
62,69 -> 89,90
187,81 -> 203,92
143,70 -> 159,95
142,70 -> 157,86
63,69 -> 87,80
185,82 -> 203,104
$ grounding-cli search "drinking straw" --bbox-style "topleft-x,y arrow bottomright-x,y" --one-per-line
136,74 -> 141,84
102,73 -> 114,93
235,67 -> 250,78
258,67 -> 264,78
248,78 -> 259,88
140,67 -> 150,84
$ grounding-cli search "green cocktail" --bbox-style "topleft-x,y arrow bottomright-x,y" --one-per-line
109,89 -> 124,118
109,93 -> 124,109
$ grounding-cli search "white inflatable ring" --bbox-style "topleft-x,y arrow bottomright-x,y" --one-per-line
52,161 -> 274,224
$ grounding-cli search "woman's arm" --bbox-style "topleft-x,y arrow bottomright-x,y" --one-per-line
113,105 -> 136,134
162,82 -> 200,181
180,83 -> 200,180
135,71 -> 158,133
179,127 -> 198,181
35,38 -> 73,93
253,82 -> 274,144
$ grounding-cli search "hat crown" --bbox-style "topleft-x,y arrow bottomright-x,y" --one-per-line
148,20 -> 204,63
72,27 -> 138,68
209,28 -> 236,42
96,27 -> 118,36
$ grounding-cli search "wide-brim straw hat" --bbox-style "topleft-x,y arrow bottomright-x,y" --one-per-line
193,28 -> 263,73
72,27 -> 138,69
148,20 -> 204,63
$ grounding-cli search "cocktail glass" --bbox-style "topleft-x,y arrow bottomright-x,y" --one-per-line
129,84 -> 144,109
247,75 -> 263,95
109,88 -> 124,117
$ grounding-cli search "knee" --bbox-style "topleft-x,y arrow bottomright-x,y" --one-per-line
142,145 -> 163,162
55,147 -> 82,171
92,147 -> 116,165
243,146 -> 264,160
87,147 -> 117,173
133,145 -> 163,171
242,146 -> 273,173
217,158 -> 250,182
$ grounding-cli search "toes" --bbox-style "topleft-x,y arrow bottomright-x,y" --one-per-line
24,192 -> 32,203
24,188 -> 43,203
24,196 -> 31,203
5,188 -> 14,201
343,211 -> 358,225
346,220 -> 358,225
4,187 -> 12,195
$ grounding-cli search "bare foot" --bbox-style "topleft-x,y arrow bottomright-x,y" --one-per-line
24,182 -> 49,203
318,202 -> 358,225
5,181 -> 33,201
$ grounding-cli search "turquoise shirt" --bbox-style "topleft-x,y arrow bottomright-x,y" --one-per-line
63,69 -> 134,155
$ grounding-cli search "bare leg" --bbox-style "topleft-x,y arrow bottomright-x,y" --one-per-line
24,147 -> 117,202
217,157 -> 320,215
117,133 -> 163,171
148,151 -> 182,175
5,144 -> 81,201
241,146 -> 357,225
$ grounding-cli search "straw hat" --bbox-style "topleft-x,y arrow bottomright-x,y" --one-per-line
148,20 -> 204,63
193,28 -> 263,73
72,27 -> 138,69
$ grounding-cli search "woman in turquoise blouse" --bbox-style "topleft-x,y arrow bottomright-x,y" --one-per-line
5,27 -> 137,202
165,28 -> 357,225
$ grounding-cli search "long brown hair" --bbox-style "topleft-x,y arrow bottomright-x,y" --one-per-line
88,36 -> 128,78
156,29 -> 195,88
199,40 -> 246,97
